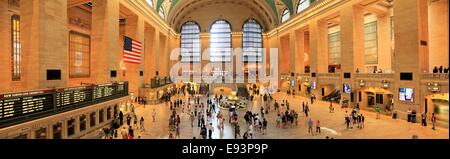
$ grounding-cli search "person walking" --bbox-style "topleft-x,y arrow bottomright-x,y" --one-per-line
345,111 -> 350,129
316,120 -> 321,134
208,123 -> 214,139
431,113 -> 436,130
140,117 -> 145,131
375,105 -> 380,119
190,112 -> 195,127
119,111 -> 124,125
126,114 -> 131,126
128,126 -> 134,139
235,124 -> 241,139
133,114 -> 138,128
329,101 -> 334,113
421,113 -> 427,126
175,125 -> 181,139
304,105 -> 309,117
262,118 -> 268,135
152,109 -> 157,122
302,102 -> 305,112
121,127 -> 127,139
308,118 -> 314,135
361,114 -> 365,128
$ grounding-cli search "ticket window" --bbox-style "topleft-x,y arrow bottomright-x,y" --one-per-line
53,122 -> 62,139
90,112 -> 96,128
79,115 -> 87,132
114,105 -> 118,118
67,118 -> 76,137
99,109 -> 105,124
35,127 -> 47,139
107,107 -> 112,120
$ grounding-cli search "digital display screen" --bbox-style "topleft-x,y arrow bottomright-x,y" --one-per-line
1,82 -> 128,128
310,81 -> 316,89
343,83 -> 351,94
55,87 -> 92,109
399,88 -> 414,102
0,91 -> 54,120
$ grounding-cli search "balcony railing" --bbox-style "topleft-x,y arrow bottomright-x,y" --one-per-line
318,73 -> 340,78
150,76 -> 173,88
354,73 -> 395,80
422,73 -> 449,81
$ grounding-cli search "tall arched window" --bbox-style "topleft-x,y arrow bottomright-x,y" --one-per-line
11,15 -> 21,81
296,0 -> 310,13
145,0 -> 153,7
159,7 -> 165,19
242,19 -> 263,63
281,9 -> 290,23
180,21 -> 201,63
210,19 -> 232,63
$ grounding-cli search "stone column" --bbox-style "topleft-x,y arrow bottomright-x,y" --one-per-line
0,0 -> 11,92
393,0 -> 429,118
124,15 -> 145,95
144,26 -> 156,84
289,31 -> 296,73
153,30 -> 160,75
340,5 -> 365,106
295,30 -> 305,74
91,0 -> 120,84
160,33 -> 170,76
20,0 -> 69,89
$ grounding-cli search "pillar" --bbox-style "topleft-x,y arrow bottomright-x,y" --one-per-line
295,30 -> 305,74
91,0 -> 120,84
20,0 -> 69,89
393,0 -> 429,118
144,26 -> 156,84
124,15 -> 145,95
0,0 -> 11,92
340,5 -> 365,105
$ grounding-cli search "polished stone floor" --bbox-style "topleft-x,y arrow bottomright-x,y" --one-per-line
90,92 -> 449,139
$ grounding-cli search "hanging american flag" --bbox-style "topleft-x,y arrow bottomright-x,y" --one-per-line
123,36 -> 142,64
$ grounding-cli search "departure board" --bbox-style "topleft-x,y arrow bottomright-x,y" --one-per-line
0,91 -> 54,120
1,82 -> 128,128
93,84 -> 116,99
117,82 -> 126,93
55,87 -> 93,109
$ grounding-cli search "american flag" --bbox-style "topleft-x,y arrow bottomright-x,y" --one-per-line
123,36 -> 142,64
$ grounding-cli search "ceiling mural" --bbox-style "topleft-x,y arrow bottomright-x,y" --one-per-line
149,0 -> 296,31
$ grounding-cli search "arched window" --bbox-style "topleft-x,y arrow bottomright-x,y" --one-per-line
210,20 -> 232,63
145,0 -> 153,7
296,0 -> 310,13
281,9 -> 290,23
180,21 -> 201,63
11,15 -> 21,81
159,7 -> 165,19
242,19 -> 263,63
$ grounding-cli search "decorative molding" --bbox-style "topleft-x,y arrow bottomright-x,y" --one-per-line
68,17 -> 91,30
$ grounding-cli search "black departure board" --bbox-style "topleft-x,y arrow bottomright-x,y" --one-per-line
55,87 -> 93,109
0,91 -> 54,120
93,84 -> 116,100
117,82 -> 126,93
1,82 -> 128,128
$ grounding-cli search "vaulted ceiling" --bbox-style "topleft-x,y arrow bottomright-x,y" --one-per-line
156,0 -> 295,32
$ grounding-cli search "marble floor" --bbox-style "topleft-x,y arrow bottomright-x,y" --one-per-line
89,93 -> 449,139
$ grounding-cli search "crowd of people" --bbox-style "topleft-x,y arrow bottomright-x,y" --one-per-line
432,66 -> 450,74
99,82 -> 440,140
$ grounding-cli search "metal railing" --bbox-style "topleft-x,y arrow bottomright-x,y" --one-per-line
354,73 -> 395,79
150,76 -> 173,88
